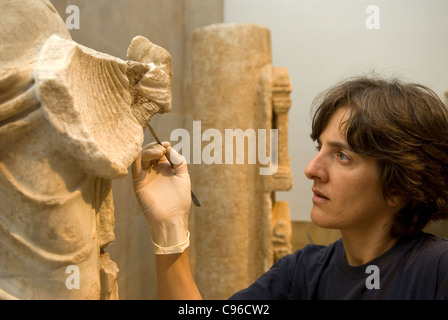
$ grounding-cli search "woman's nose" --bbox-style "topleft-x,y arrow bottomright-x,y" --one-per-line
304,152 -> 328,182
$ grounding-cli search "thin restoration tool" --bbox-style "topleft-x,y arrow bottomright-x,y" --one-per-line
147,124 -> 201,207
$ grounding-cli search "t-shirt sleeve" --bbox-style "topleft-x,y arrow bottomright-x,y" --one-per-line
435,239 -> 448,300
228,244 -> 329,300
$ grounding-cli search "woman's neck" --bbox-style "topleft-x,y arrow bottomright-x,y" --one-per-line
341,225 -> 399,266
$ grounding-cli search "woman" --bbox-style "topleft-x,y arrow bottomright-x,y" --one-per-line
131,76 -> 448,299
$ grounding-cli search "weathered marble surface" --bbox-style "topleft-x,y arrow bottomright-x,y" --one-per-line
0,0 -> 172,299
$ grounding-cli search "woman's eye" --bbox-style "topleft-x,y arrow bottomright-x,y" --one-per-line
337,152 -> 349,161
315,145 -> 322,152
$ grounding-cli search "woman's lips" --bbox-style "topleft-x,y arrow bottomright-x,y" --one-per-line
312,188 -> 330,203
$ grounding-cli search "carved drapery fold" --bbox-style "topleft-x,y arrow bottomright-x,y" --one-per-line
0,1 -> 172,299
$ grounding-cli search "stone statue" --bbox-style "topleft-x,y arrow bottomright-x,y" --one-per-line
0,0 -> 172,299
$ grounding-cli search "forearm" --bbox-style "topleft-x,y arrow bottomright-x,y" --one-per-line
132,144 -> 200,299
156,248 -> 202,300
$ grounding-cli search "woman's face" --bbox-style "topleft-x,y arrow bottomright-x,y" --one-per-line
305,107 -> 398,233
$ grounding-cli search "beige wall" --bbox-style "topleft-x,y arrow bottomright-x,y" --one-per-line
52,0 -> 223,299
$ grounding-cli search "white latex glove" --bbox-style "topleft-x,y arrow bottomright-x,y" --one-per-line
131,141 -> 191,254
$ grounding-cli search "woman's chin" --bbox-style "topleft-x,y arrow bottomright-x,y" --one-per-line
310,208 -> 339,230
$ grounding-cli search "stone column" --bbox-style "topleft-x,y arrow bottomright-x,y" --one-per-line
192,23 -> 292,299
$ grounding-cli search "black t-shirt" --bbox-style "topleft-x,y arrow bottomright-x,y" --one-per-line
230,232 -> 448,300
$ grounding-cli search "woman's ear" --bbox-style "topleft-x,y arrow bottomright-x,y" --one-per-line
386,191 -> 405,209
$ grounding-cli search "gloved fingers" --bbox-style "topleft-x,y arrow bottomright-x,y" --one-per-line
141,141 -> 171,169
142,141 -> 171,150
166,146 -> 189,176
161,141 -> 171,148
141,141 -> 167,158
142,141 -> 161,151
133,143 -> 167,182
141,145 -> 166,170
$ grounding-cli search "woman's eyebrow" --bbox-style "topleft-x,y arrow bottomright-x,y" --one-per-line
328,140 -> 351,150
318,138 -> 352,151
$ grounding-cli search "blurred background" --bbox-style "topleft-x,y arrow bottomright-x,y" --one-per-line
52,0 -> 448,299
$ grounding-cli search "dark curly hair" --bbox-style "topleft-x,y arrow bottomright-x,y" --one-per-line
311,76 -> 448,237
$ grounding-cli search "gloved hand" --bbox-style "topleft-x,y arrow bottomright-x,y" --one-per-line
131,141 -> 191,254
